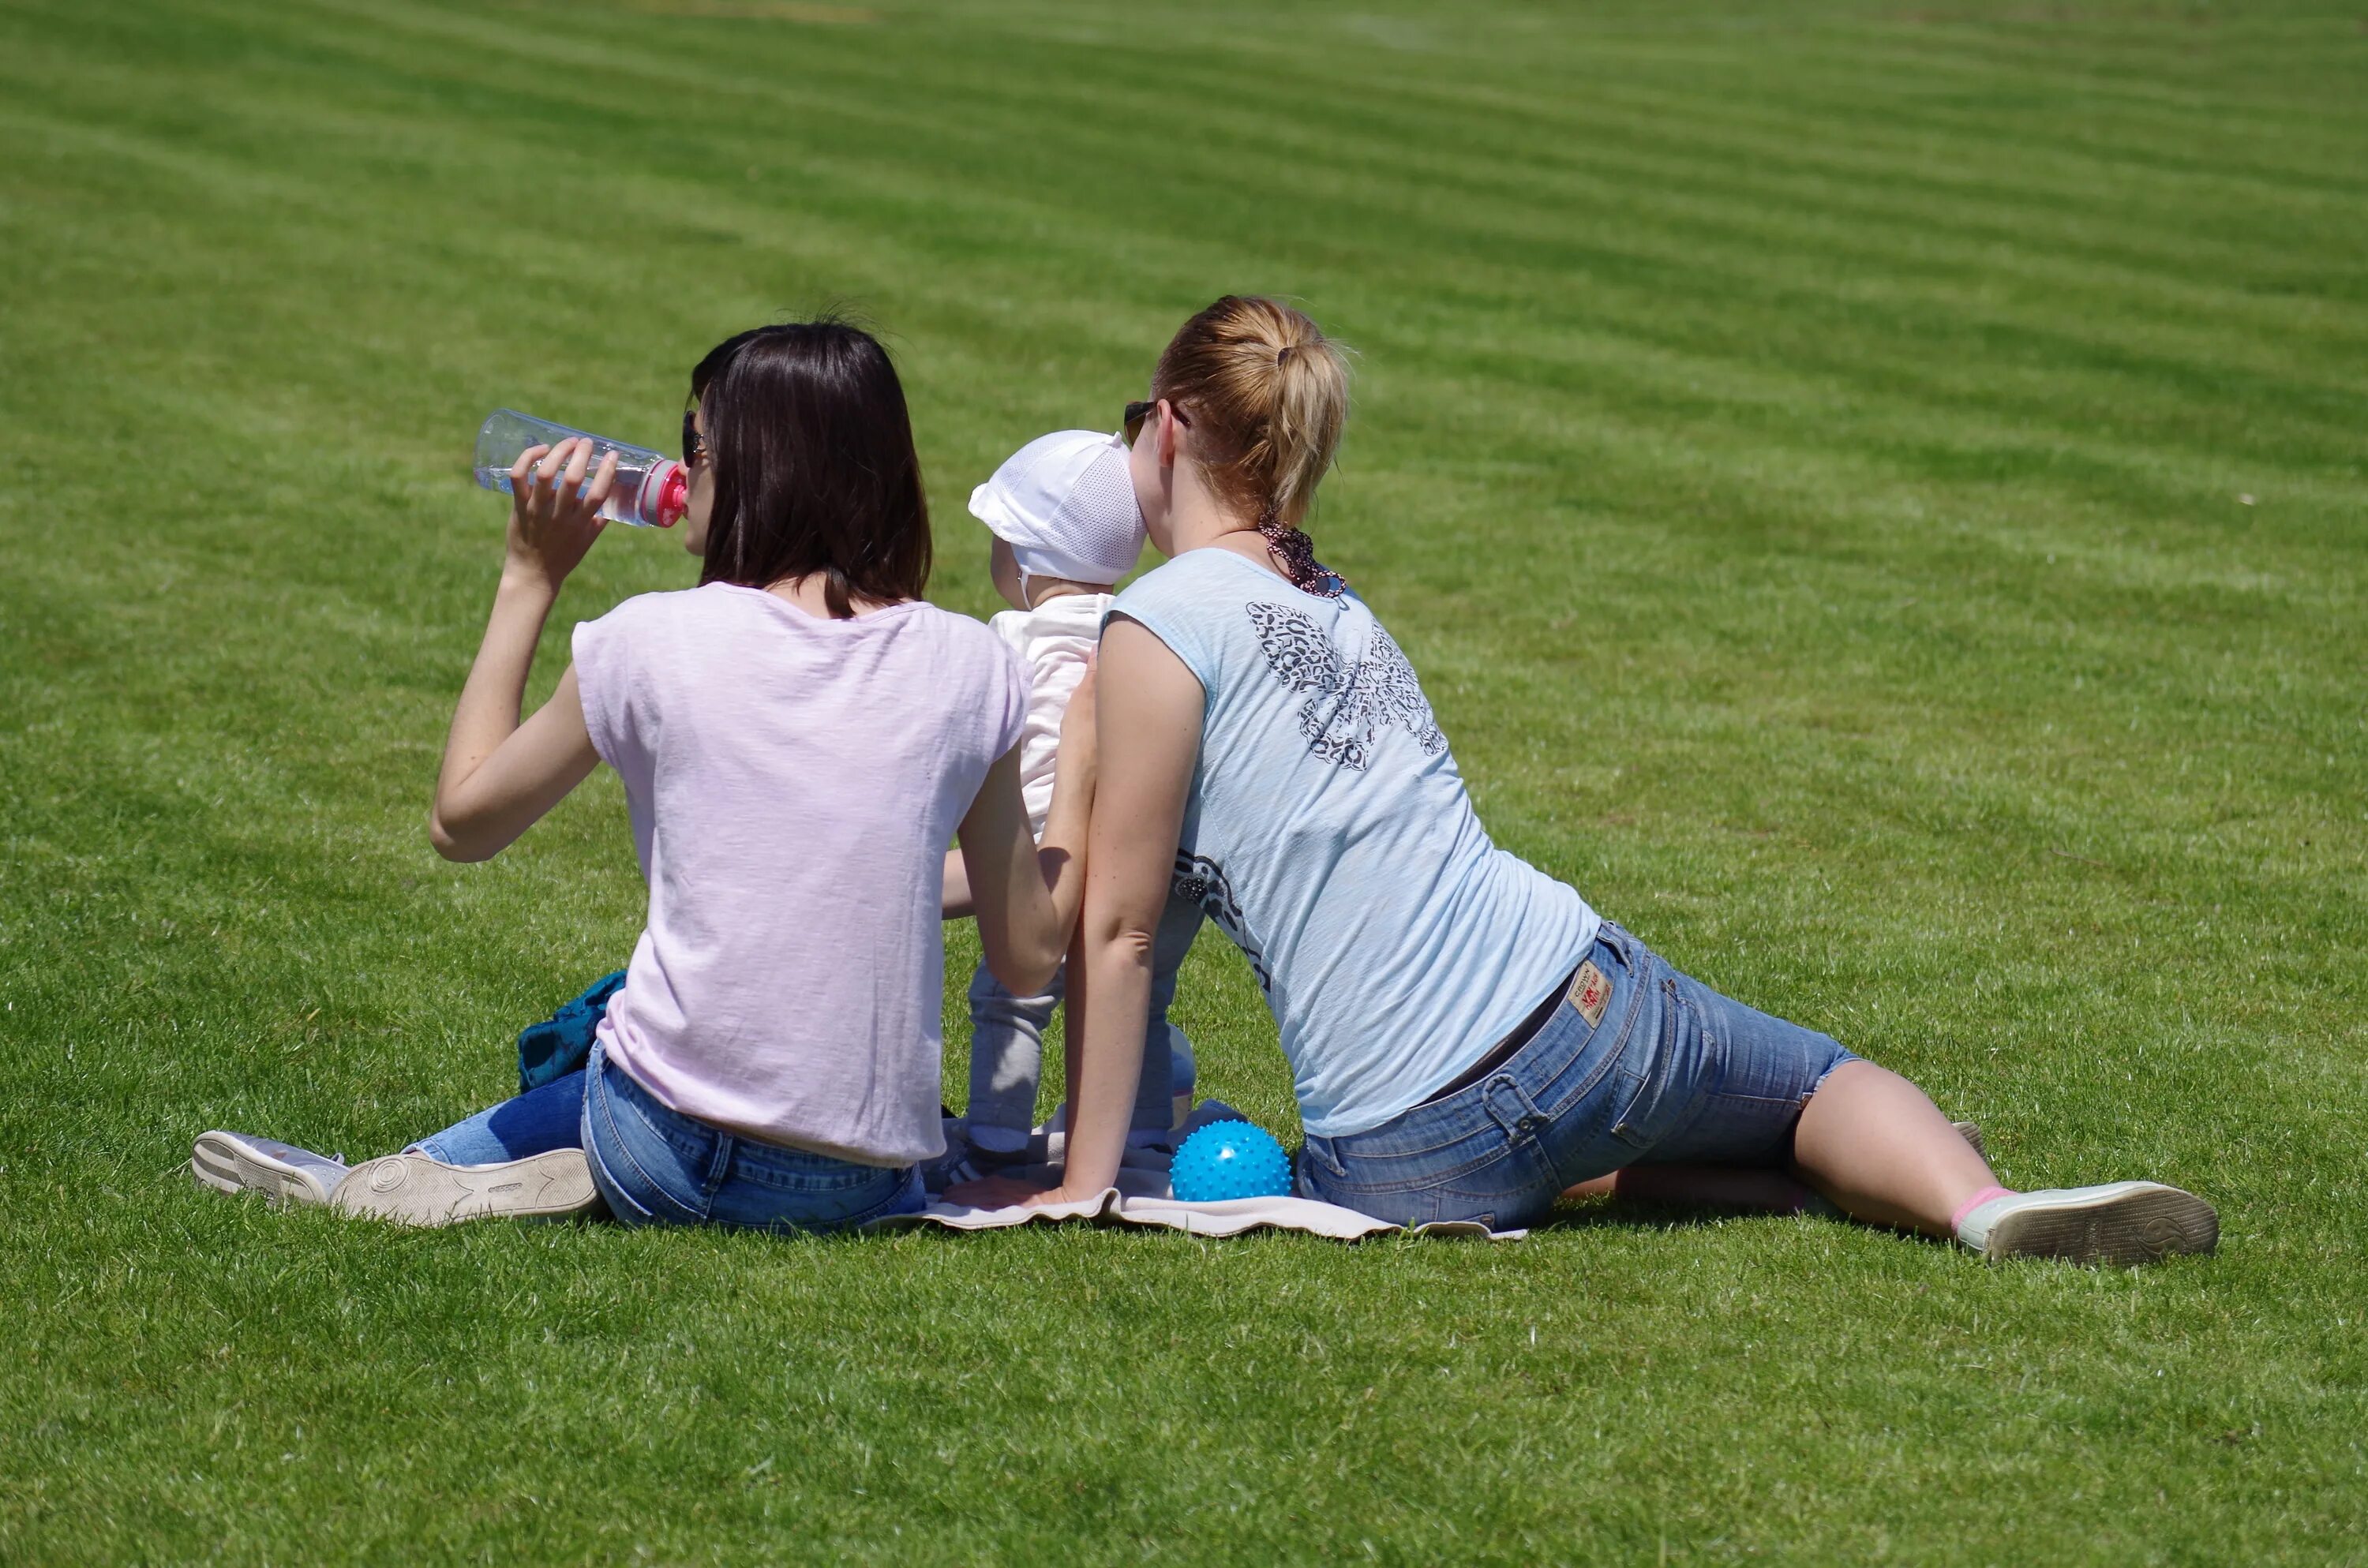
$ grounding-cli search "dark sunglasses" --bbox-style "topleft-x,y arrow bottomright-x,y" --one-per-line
682,409 -> 710,466
1123,398 -> 1190,444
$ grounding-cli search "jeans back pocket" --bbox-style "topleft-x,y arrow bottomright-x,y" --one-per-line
1609,977 -> 1699,1154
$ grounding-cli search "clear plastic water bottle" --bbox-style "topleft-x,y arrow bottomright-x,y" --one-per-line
473,409 -> 688,529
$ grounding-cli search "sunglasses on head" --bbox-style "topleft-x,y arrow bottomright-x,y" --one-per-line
682,409 -> 710,466
1123,398 -> 1190,444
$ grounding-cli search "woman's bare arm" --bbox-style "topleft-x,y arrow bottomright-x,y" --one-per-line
429,661 -> 600,861
429,438 -> 613,862
1036,616 -> 1201,1201
957,667 -> 1097,994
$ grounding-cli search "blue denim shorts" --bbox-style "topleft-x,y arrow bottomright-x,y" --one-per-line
1296,922 -> 1858,1230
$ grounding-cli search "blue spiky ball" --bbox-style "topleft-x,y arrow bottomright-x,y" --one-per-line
1170,1119 -> 1293,1203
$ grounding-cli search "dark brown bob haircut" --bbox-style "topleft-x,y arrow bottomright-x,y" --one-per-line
689,319 -> 931,617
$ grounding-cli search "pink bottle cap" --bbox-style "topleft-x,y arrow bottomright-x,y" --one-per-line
654,462 -> 688,528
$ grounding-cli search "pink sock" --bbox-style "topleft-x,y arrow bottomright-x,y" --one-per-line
1950,1184 -> 2017,1232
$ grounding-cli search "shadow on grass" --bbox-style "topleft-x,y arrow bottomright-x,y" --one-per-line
1530,1194 -> 1954,1254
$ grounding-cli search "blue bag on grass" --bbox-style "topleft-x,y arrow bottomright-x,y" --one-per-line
517,971 -> 628,1093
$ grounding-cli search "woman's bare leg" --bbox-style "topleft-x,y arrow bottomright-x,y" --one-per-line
1567,1121 -> 1988,1217
1790,1060 -> 1995,1237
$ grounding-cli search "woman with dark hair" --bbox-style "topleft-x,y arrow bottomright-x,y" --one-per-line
966,296 -> 2216,1266
194,320 -> 1089,1232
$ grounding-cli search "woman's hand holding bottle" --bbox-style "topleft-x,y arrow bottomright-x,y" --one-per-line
502,437 -> 619,596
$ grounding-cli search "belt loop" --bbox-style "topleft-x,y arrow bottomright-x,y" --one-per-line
1482,1076 -> 1544,1143
703,1131 -> 734,1197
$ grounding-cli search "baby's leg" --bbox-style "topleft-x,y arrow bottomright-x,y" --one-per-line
965,960 -> 1063,1154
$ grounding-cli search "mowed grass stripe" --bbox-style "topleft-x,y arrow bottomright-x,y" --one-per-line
23,20 -> 2349,540
107,0 -> 2349,298
28,0 -> 2359,412
13,94 -> 2339,518
223,2 -> 2368,462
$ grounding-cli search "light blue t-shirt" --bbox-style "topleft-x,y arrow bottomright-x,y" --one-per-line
1110,548 -> 1599,1138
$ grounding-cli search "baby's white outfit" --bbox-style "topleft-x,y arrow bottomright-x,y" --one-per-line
991,593 -> 1107,833
965,590 -> 1201,1154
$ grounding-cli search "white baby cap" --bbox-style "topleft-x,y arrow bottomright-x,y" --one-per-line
968,429 -> 1147,586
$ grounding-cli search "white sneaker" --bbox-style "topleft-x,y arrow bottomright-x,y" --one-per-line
191,1132 -> 348,1208
1957,1181 -> 2217,1266
331,1150 -> 602,1228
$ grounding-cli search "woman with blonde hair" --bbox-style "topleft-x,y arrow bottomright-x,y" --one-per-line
969,295 -> 2215,1264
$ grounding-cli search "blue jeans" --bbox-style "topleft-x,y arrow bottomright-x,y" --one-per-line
1295,923 -> 1859,1230
414,1042 -> 925,1233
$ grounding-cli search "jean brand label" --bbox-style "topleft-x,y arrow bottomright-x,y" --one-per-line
1571,960 -> 1611,1029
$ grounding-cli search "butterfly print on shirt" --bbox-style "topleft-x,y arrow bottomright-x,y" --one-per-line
1245,601 -> 1448,771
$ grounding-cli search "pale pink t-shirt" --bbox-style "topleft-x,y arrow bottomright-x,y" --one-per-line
573,582 -> 1028,1166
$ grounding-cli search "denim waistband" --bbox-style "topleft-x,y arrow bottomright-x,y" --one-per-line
1419,922 -> 1643,1107
1309,923 -> 1652,1162
591,1039 -> 677,1127
591,1040 -> 916,1177
1421,960 -> 1583,1107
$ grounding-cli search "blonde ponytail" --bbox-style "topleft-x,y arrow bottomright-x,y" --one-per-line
1152,297 -> 1352,594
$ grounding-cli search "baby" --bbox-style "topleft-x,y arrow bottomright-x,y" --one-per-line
948,429 -> 1203,1171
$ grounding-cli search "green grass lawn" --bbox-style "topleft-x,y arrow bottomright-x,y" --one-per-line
4,0 -> 2364,1559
